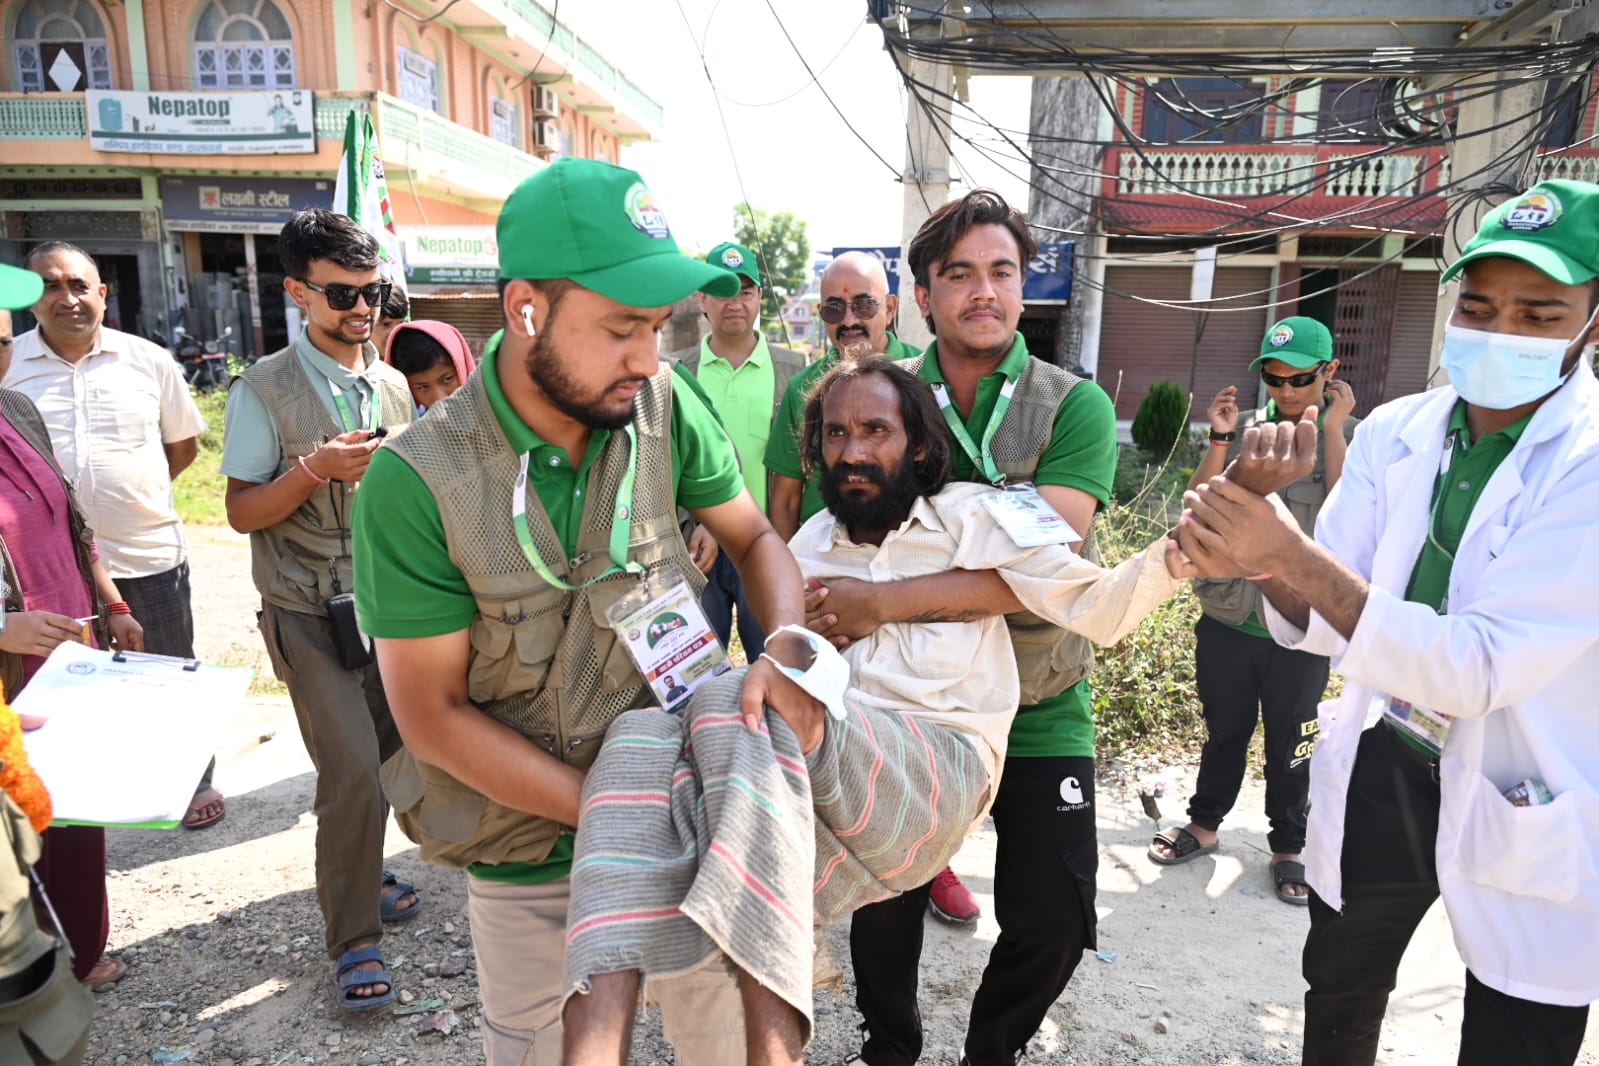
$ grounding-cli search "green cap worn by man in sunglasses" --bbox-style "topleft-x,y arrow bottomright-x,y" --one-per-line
351,157 -> 816,1061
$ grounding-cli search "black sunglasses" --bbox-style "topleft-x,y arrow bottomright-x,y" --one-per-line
301,279 -> 392,312
818,294 -> 882,325
1261,363 -> 1328,389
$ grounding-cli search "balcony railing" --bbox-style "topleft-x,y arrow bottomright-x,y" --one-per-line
1537,152 -> 1599,185
0,93 -> 87,138
0,91 -> 541,200
1110,144 -> 1453,200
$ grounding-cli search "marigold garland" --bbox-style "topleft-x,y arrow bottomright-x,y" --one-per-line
0,681 -> 52,834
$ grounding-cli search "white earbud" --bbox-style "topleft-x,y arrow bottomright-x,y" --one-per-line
521,304 -> 537,336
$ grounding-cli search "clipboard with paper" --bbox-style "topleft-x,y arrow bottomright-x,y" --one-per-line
15,641 -> 253,829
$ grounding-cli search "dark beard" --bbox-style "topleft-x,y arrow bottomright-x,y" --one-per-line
820,460 -> 920,536
524,328 -> 638,431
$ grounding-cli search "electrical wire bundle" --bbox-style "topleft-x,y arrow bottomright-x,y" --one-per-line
862,1 -> 1599,312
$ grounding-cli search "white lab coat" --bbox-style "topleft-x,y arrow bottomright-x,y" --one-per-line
1266,358 -> 1599,1008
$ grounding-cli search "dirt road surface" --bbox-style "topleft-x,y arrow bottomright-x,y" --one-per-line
81,526 -> 1596,1065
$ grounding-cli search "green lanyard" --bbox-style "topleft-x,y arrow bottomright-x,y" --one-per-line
326,374 -> 377,433
930,376 -> 1017,486
511,425 -> 644,591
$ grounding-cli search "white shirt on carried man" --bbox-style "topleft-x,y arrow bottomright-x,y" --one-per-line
5,326 -> 206,579
788,481 -> 1180,790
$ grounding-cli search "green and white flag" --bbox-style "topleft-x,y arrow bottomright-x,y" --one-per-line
332,110 -> 405,290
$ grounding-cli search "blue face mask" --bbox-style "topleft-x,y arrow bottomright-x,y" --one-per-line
1439,320 -> 1593,409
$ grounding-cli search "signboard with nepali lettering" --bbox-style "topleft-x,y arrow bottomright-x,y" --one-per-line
161,176 -> 332,234
88,90 -> 315,155
398,226 -> 501,286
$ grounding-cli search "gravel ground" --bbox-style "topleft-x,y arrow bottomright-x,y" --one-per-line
80,525 -> 1597,1065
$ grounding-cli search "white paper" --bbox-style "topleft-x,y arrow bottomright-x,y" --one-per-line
15,642 -> 253,828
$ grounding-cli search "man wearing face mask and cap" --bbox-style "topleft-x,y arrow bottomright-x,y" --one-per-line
1173,179 -> 1599,1065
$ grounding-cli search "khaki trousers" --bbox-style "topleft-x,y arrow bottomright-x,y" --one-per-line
259,603 -> 401,959
466,874 -> 745,1066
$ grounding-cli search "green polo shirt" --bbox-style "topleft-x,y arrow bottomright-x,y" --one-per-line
1389,400 -> 1530,757
352,334 -> 744,884
763,333 -> 922,524
692,335 -> 776,510
916,334 -> 1120,759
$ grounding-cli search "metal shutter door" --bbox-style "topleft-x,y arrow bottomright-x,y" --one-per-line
408,296 -> 503,360
1099,266 -> 1271,421
1381,270 -> 1441,404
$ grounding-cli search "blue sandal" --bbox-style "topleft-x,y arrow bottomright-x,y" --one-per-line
380,870 -> 424,923
336,946 -> 397,1012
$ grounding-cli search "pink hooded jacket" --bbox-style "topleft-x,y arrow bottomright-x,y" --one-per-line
382,318 -> 477,386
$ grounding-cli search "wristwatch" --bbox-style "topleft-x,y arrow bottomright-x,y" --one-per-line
1209,430 -> 1237,443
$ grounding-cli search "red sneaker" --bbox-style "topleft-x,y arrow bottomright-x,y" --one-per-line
927,866 -> 981,924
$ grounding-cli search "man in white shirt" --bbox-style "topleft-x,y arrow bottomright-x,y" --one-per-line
1176,179 -> 1599,1065
560,354 -> 1186,1065
7,242 -> 220,829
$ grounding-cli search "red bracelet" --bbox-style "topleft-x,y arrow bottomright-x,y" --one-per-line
105,601 -> 132,615
298,454 -> 330,485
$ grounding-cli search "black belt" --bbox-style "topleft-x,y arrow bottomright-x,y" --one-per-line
1381,718 -> 1440,782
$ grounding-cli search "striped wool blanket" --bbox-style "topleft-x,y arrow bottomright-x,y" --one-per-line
563,667 -> 987,1043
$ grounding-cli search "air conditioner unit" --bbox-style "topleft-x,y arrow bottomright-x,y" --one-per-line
532,116 -> 559,158
533,86 -> 560,119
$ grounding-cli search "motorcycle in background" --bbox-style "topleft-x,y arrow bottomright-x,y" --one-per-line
170,325 -> 234,392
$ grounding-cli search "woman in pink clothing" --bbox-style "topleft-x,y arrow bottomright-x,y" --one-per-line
0,302 -> 144,991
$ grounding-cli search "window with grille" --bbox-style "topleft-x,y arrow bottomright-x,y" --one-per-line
397,46 -> 441,114
12,0 -> 112,92
1315,79 -> 1388,144
1142,78 -> 1265,144
191,0 -> 295,89
490,94 -> 519,148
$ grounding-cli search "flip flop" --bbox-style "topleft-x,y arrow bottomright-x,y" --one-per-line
335,946 -> 397,1012
183,787 -> 226,830
380,870 -> 424,923
1272,859 -> 1311,906
1148,826 -> 1219,866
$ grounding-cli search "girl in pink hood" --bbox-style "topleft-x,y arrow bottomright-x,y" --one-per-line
382,319 -> 477,414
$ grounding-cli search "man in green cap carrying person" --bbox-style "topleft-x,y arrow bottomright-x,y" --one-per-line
353,159 -> 820,1066
666,241 -> 806,657
1174,179 -> 1599,1063
1149,316 -> 1357,906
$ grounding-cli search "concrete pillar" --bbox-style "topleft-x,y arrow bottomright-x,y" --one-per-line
895,27 -> 952,350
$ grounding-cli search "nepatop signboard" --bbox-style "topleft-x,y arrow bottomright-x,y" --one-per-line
88,90 -> 315,155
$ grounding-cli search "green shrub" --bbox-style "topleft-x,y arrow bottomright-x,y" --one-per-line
172,389 -> 229,525
1089,456 -> 1203,755
1130,379 -> 1190,460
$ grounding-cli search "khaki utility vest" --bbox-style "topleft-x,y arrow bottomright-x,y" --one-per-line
236,346 -> 413,615
666,341 -> 808,429
379,365 -> 701,868
1192,407 -> 1360,626
0,389 -> 101,699
901,354 -> 1098,705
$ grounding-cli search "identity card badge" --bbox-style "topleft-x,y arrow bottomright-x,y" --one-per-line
605,566 -> 730,712
983,482 -> 1081,548
1381,693 -> 1452,757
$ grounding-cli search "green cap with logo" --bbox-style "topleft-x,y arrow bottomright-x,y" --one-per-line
1441,179 -> 1599,286
706,242 -> 760,286
1251,316 -> 1333,370
497,158 -> 740,305
0,263 -> 43,311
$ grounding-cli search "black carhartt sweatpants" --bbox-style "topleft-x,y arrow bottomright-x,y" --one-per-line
848,754 -> 1098,1066
1188,613 -> 1328,854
